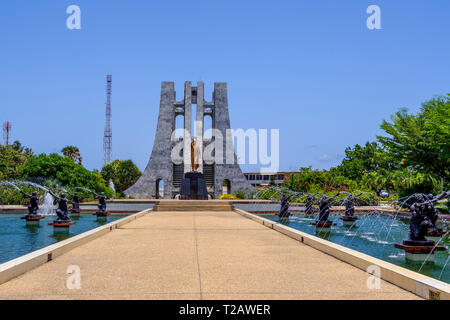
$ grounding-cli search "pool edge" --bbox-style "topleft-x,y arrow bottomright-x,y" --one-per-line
0,208 -> 151,286
234,208 -> 450,300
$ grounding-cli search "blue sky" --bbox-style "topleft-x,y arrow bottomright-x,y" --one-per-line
1,0 -> 449,172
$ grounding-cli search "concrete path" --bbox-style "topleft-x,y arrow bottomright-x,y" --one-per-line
0,210 -> 420,299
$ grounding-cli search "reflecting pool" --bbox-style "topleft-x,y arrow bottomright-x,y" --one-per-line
0,213 -> 125,264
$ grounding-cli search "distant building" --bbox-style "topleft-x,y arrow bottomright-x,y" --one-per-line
243,172 -> 296,188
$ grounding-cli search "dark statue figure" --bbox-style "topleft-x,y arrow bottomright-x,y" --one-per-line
304,192 -> 318,215
49,191 -> 71,221
278,191 -> 300,218
20,190 -> 39,215
318,192 -> 340,222
407,191 -> 448,243
67,191 -> 80,210
344,192 -> 362,217
93,191 -> 107,213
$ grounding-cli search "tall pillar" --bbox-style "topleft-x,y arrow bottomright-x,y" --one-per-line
212,82 -> 255,199
195,82 -> 204,173
183,82 -> 192,173
124,82 -> 175,198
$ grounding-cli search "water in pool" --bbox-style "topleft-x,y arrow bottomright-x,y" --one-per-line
266,213 -> 450,284
0,213 -> 125,264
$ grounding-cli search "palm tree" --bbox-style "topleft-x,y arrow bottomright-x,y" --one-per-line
61,146 -> 82,165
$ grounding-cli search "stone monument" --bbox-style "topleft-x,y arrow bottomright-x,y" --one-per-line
125,81 -> 254,199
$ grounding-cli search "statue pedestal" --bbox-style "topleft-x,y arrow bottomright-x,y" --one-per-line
278,212 -> 290,218
304,211 -> 315,217
180,172 -> 208,200
94,210 -> 109,221
394,240 -> 446,263
426,228 -> 445,243
70,209 -> 81,217
310,220 -> 335,233
340,216 -> 359,227
49,220 -> 75,234
21,214 -> 45,225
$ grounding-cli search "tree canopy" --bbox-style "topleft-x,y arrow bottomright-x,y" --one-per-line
377,95 -> 450,181
333,142 -> 398,180
61,145 -> 82,165
100,160 -> 142,195
0,142 -> 33,180
21,153 -> 112,196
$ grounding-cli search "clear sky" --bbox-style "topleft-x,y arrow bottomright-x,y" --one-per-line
1,0 -> 449,172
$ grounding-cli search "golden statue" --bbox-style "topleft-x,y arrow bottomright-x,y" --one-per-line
190,138 -> 200,172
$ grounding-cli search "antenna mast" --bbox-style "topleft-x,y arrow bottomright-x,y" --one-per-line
2,121 -> 11,146
103,75 -> 112,165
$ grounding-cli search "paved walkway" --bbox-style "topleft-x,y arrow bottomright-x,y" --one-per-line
0,210 -> 419,299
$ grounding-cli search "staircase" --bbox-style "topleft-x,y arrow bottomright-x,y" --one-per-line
203,164 -> 214,187
172,164 -> 184,188
153,200 -> 234,212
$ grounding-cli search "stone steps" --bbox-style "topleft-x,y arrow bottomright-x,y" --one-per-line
153,200 -> 234,212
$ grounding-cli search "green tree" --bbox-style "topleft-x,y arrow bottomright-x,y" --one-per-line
100,160 -> 142,195
377,95 -> 450,181
284,167 -> 352,193
0,142 -> 33,180
334,142 -> 398,180
11,140 -> 33,156
61,145 -> 82,165
20,153 -> 112,197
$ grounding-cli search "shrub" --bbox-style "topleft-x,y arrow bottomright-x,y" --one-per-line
219,194 -> 238,200
233,189 -> 246,199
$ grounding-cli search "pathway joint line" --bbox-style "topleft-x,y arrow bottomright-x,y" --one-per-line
193,213 -> 203,300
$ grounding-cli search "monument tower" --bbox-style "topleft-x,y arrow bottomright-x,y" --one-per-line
125,81 -> 254,199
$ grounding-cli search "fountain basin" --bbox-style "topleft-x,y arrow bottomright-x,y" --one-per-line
340,216 -> 359,226
95,211 -> 110,217
311,220 -> 335,232
21,215 -> 45,225
426,228 -> 446,243
48,221 -> 75,234
394,241 -> 446,263
70,209 -> 81,216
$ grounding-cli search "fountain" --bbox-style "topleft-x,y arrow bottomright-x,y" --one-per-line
37,192 -> 56,216
304,192 -> 318,217
422,193 -> 447,242
394,191 -> 448,262
310,192 -> 340,233
262,189 -> 450,282
340,192 -> 362,227
46,190 -> 74,234
72,187 -> 109,219
47,190 -> 75,234
67,190 -> 81,216
93,191 -> 109,220
17,186 -> 45,225
277,189 -> 301,218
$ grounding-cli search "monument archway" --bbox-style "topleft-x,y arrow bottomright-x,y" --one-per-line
125,81 -> 255,199
222,179 -> 231,195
